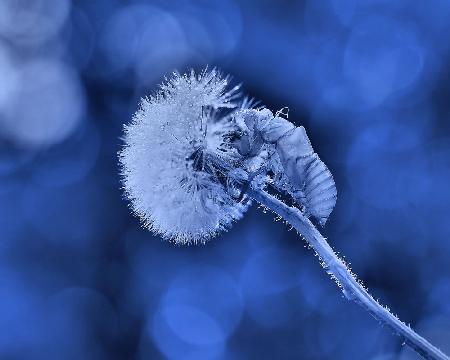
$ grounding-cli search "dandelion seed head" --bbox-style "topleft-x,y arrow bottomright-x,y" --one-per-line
119,69 -> 250,244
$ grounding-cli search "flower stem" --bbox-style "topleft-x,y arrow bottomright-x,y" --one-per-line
247,187 -> 449,360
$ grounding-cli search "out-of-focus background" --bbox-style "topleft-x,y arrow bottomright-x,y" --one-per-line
1,0 -> 449,359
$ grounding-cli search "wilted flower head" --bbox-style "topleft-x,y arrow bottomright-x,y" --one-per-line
119,69 -> 250,244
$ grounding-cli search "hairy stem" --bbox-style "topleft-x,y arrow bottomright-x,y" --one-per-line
247,187 -> 449,360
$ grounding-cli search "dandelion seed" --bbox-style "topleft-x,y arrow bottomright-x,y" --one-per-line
119,69 -> 250,244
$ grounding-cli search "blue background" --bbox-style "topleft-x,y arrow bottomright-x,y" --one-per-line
1,0 -> 450,359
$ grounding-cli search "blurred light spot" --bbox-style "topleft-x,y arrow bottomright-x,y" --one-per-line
176,16 -> 214,62
163,265 -> 242,337
133,10 -> 189,84
0,59 -> 85,148
163,304 -> 224,345
0,0 -> 71,47
240,247 -> 304,328
195,2 -> 242,58
346,114 -> 432,209
172,0 -> 242,59
99,5 -> 156,73
0,43 -> 19,111
150,264 -> 242,359
343,15 -> 426,108
151,305 -> 225,360
99,5 -> 188,83
0,266 -> 43,354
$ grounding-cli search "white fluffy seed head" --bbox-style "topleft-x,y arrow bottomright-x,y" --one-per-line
119,69 -> 250,244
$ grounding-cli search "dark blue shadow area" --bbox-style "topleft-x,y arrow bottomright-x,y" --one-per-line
0,0 -> 449,359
